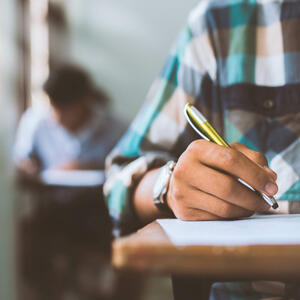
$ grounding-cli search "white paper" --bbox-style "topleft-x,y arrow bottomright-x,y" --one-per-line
40,170 -> 105,187
157,214 -> 300,246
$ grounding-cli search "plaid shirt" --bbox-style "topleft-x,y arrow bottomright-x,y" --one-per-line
104,1 -> 300,298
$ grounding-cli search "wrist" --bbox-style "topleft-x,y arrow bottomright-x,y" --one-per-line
165,178 -> 173,213
152,161 -> 176,213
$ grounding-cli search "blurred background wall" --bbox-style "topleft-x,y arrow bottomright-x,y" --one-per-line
0,1 -> 202,299
50,0 -> 200,122
0,0 -> 18,299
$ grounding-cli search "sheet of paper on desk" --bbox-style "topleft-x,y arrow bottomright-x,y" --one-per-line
157,214 -> 300,246
40,170 -> 105,187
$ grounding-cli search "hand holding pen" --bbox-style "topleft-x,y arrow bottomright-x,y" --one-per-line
164,105 -> 278,221
184,103 -> 278,210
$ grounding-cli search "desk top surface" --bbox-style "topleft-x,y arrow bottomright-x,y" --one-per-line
40,170 -> 105,187
113,220 -> 300,280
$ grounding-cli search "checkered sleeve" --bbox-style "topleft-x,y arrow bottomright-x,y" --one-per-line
104,4 -> 216,236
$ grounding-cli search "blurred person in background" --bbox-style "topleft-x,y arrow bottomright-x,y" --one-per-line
15,64 -> 127,300
14,64 -> 124,178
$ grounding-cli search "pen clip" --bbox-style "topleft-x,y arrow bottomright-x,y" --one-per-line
184,107 -> 210,142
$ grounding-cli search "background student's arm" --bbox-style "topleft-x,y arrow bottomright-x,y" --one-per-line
13,108 -> 43,178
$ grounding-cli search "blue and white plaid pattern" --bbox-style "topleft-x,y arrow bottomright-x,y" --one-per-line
104,1 -> 300,298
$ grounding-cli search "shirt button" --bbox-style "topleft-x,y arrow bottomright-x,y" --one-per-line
263,99 -> 275,109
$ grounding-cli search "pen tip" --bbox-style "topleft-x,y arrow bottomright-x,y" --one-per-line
272,203 -> 279,209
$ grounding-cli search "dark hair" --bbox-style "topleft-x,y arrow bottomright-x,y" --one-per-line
44,64 -> 108,107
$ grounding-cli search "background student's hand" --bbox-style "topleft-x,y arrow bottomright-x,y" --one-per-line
54,160 -> 82,171
166,140 -> 278,221
17,158 -> 41,178
54,160 -> 101,170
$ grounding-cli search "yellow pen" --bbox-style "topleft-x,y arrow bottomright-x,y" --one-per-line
184,103 -> 278,209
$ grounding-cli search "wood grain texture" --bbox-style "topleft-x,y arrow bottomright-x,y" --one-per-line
113,221 -> 300,280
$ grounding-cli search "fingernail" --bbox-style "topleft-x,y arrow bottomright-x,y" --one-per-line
265,182 -> 278,195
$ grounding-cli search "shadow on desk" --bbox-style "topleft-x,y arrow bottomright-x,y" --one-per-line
16,174 -> 119,300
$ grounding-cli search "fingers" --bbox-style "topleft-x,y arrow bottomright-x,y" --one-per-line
188,140 -> 278,197
176,161 -> 269,212
167,140 -> 276,222
231,142 -> 277,181
181,186 -> 254,219
230,142 -> 268,166
174,207 -> 221,221
168,174 -> 222,221
263,166 -> 277,181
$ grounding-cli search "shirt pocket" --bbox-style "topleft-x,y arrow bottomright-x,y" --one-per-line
221,84 -> 300,157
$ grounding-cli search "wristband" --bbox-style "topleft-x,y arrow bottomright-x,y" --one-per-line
152,161 -> 176,212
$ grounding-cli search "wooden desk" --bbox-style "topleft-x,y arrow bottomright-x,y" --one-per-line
17,178 -> 113,300
113,221 -> 300,300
